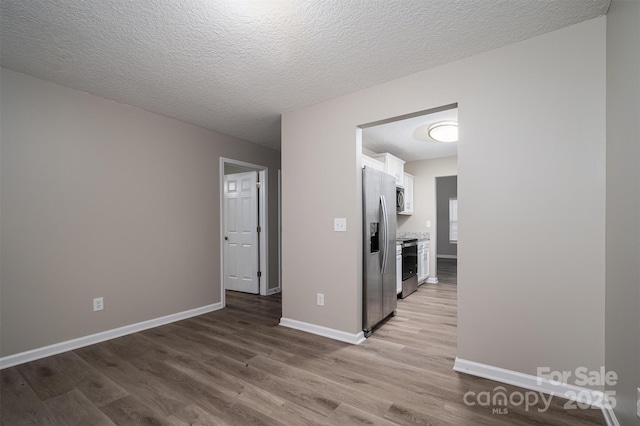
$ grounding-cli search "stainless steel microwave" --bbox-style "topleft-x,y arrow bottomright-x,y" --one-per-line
396,186 -> 405,212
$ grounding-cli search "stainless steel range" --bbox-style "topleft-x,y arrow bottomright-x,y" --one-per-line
397,237 -> 418,298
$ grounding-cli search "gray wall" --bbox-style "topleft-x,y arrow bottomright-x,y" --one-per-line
399,156 -> 458,278
0,69 -> 281,357
436,175 -> 457,257
605,0 -> 640,424
282,18 -> 606,385
223,164 -> 255,175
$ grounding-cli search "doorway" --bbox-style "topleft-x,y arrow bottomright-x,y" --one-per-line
435,175 -> 458,284
219,157 -> 269,306
359,104 -> 458,284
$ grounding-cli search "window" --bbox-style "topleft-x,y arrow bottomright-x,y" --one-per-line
449,198 -> 458,243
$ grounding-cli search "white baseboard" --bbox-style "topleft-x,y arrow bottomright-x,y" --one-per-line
437,254 -> 458,259
267,286 -> 281,295
426,277 -> 439,284
279,317 -> 365,345
601,404 -> 620,426
454,358 -> 607,408
0,302 -> 224,370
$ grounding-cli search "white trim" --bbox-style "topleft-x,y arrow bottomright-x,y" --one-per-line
278,169 -> 282,293
219,158 -> 227,308
427,277 -> 439,284
601,404 -> 620,426
0,302 -> 223,370
267,286 -> 281,295
453,358 -> 607,408
220,157 -> 269,301
279,317 -> 366,345
258,169 -> 269,296
437,254 -> 457,259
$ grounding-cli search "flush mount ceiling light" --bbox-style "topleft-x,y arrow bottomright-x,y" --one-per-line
428,121 -> 458,143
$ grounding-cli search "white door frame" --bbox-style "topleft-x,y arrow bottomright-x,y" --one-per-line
220,157 -> 269,307
278,169 -> 282,293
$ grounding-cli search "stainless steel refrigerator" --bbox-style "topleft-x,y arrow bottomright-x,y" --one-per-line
362,166 -> 397,337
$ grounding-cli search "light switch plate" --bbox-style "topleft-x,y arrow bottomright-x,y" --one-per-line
93,297 -> 104,312
334,218 -> 347,232
426,220 -> 432,228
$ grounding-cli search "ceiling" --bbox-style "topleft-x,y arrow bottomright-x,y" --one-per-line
363,108 -> 458,162
0,1 -> 610,150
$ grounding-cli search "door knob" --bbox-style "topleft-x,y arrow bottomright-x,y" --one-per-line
224,236 -> 228,240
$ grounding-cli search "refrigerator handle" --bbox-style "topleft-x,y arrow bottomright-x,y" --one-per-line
380,195 -> 389,275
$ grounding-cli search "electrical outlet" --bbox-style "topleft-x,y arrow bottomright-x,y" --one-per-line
317,293 -> 324,306
93,297 -> 104,311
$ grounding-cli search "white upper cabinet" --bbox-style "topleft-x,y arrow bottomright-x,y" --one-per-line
371,153 -> 405,187
399,172 -> 414,215
362,154 -> 385,172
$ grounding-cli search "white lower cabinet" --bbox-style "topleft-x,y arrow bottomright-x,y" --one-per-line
418,240 -> 430,283
424,241 -> 430,281
396,243 -> 402,294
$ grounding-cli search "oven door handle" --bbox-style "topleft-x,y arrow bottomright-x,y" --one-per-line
380,195 -> 389,275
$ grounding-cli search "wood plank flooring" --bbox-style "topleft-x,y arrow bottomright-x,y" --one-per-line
436,258 -> 457,285
1,279 -> 605,425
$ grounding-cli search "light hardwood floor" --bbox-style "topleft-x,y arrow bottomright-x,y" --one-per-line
1,277 -> 605,425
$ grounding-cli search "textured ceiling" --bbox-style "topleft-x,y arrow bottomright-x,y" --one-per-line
363,108 -> 458,162
0,0 -> 609,149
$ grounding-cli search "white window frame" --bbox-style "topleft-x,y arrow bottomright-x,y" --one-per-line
449,198 -> 458,244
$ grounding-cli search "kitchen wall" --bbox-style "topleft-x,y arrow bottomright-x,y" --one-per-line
0,69 -> 281,357
282,18 -> 606,385
398,156 -> 458,279
362,147 -> 378,156
605,0 -> 640,424
436,175 -> 457,258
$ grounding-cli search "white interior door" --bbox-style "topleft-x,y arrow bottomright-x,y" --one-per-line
224,171 -> 259,294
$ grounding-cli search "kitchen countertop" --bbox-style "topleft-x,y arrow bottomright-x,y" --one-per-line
397,232 -> 430,241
